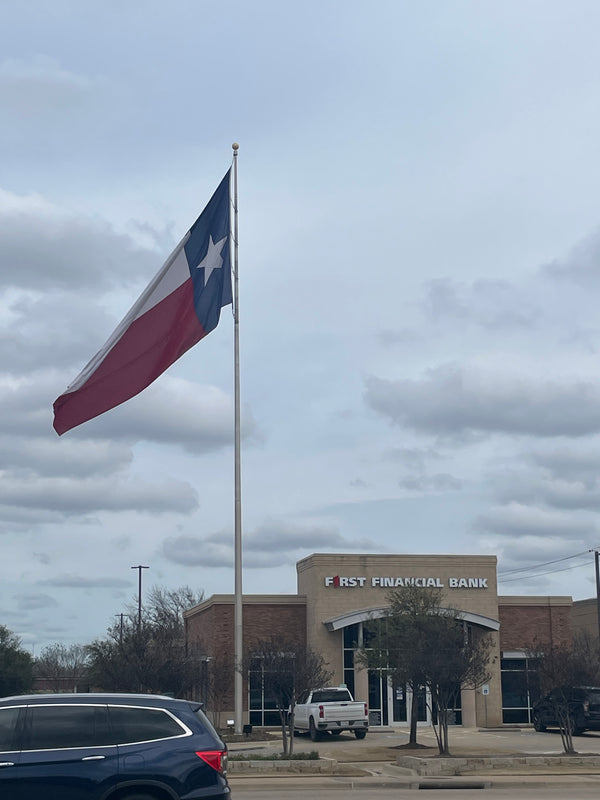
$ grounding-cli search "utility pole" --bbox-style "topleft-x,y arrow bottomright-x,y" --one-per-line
131,565 -> 149,630
115,613 -> 125,645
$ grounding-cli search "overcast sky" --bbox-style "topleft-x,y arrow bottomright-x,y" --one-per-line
3,0 -> 600,653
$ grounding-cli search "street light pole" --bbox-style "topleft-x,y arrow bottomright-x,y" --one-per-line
131,565 -> 149,629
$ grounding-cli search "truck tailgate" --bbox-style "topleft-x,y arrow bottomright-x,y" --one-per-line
322,702 -> 365,721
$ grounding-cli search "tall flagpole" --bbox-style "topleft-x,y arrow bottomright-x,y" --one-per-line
232,142 -> 243,734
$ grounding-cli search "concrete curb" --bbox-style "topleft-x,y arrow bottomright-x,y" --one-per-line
397,753 -> 600,776
227,755 -> 600,788
228,757 -> 335,774
227,773 -> 600,790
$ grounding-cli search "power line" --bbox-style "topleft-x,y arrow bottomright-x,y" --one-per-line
498,547 -> 599,577
498,559 -> 592,583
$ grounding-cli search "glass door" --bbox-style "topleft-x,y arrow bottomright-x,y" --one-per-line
389,681 -> 431,726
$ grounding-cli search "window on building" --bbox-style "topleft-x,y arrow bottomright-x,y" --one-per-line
501,654 -> 540,724
343,623 -> 360,696
247,657 -> 285,727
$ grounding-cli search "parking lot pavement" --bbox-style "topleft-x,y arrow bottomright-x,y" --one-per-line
228,725 -> 600,761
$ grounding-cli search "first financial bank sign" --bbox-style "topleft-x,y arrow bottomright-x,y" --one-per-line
325,575 -> 489,589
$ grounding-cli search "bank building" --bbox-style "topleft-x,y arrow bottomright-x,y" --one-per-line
185,552 -> 589,729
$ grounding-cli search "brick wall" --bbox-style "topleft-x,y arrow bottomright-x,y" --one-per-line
185,595 -> 306,715
498,599 -> 573,652
186,598 -> 306,656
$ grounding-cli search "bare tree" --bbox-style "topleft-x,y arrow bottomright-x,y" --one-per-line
185,640 -> 234,728
245,636 -> 332,755
34,643 -> 90,692
528,632 -> 600,754
203,651 -> 235,728
87,585 -> 203,696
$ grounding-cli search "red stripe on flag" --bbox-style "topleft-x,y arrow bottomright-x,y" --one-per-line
53,279 -> 205,434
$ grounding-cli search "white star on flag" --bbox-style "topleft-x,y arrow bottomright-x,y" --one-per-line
196,234 -> 227,286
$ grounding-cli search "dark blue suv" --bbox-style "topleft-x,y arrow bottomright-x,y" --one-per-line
0,692 -> 231,799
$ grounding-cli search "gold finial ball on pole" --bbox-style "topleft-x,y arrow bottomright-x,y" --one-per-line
232,142 -> 239,151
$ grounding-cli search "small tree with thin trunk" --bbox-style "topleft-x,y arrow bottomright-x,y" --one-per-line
203,651 -> 234,729
419,611 -> 493,754
245,636 -> 332,755
356,585 -> 440,746
528,632 -> 600,755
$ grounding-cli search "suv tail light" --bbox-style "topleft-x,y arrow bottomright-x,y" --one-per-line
196,750 -> 228,775
364,703 -> 368,717
319,705 -> 324,719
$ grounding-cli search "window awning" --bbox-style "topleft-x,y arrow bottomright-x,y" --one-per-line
323,606 -> 500,632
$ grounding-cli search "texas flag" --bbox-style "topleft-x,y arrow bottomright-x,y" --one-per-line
53,170 -> 232,435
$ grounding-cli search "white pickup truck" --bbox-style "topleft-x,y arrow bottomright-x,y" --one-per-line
293,686 -> 368,740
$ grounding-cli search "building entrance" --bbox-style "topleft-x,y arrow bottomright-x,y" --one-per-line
368,671 -> 431,726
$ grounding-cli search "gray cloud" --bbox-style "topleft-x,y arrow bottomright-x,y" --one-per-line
0,191 -> 156,292
474,503 -> 596,540
0,436 -> 133,478
162,534 -> 247,569
0,56 -> 92,113
495,476 -> 600,513
15,593 -> 58,611
365,365 -> 600,438
543,227 -> 600,284
399,473 -> 462,492
41,575 -> 131,589
162,518 -> 380,569
482,444 -> 600,516
377,328 -> 421,347
0,291 -> 117,374
422,278 -> 538,330
529,446 -> 600,484
383,446 -> 442,470
244,518 -> 376,552
70,376 -> 261,454
0,475 -> 198,516
0,371 -> 260,455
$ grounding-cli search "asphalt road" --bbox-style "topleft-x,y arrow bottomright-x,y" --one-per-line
233,788 -> 600,799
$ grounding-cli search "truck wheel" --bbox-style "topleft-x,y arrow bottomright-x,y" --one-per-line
532,713 -> 546,732
354,729 -> 367,739
309,717 -> 319,742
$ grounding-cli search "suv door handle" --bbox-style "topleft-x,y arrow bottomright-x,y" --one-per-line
0,762 -> 15,767
82,756 -> 106,761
